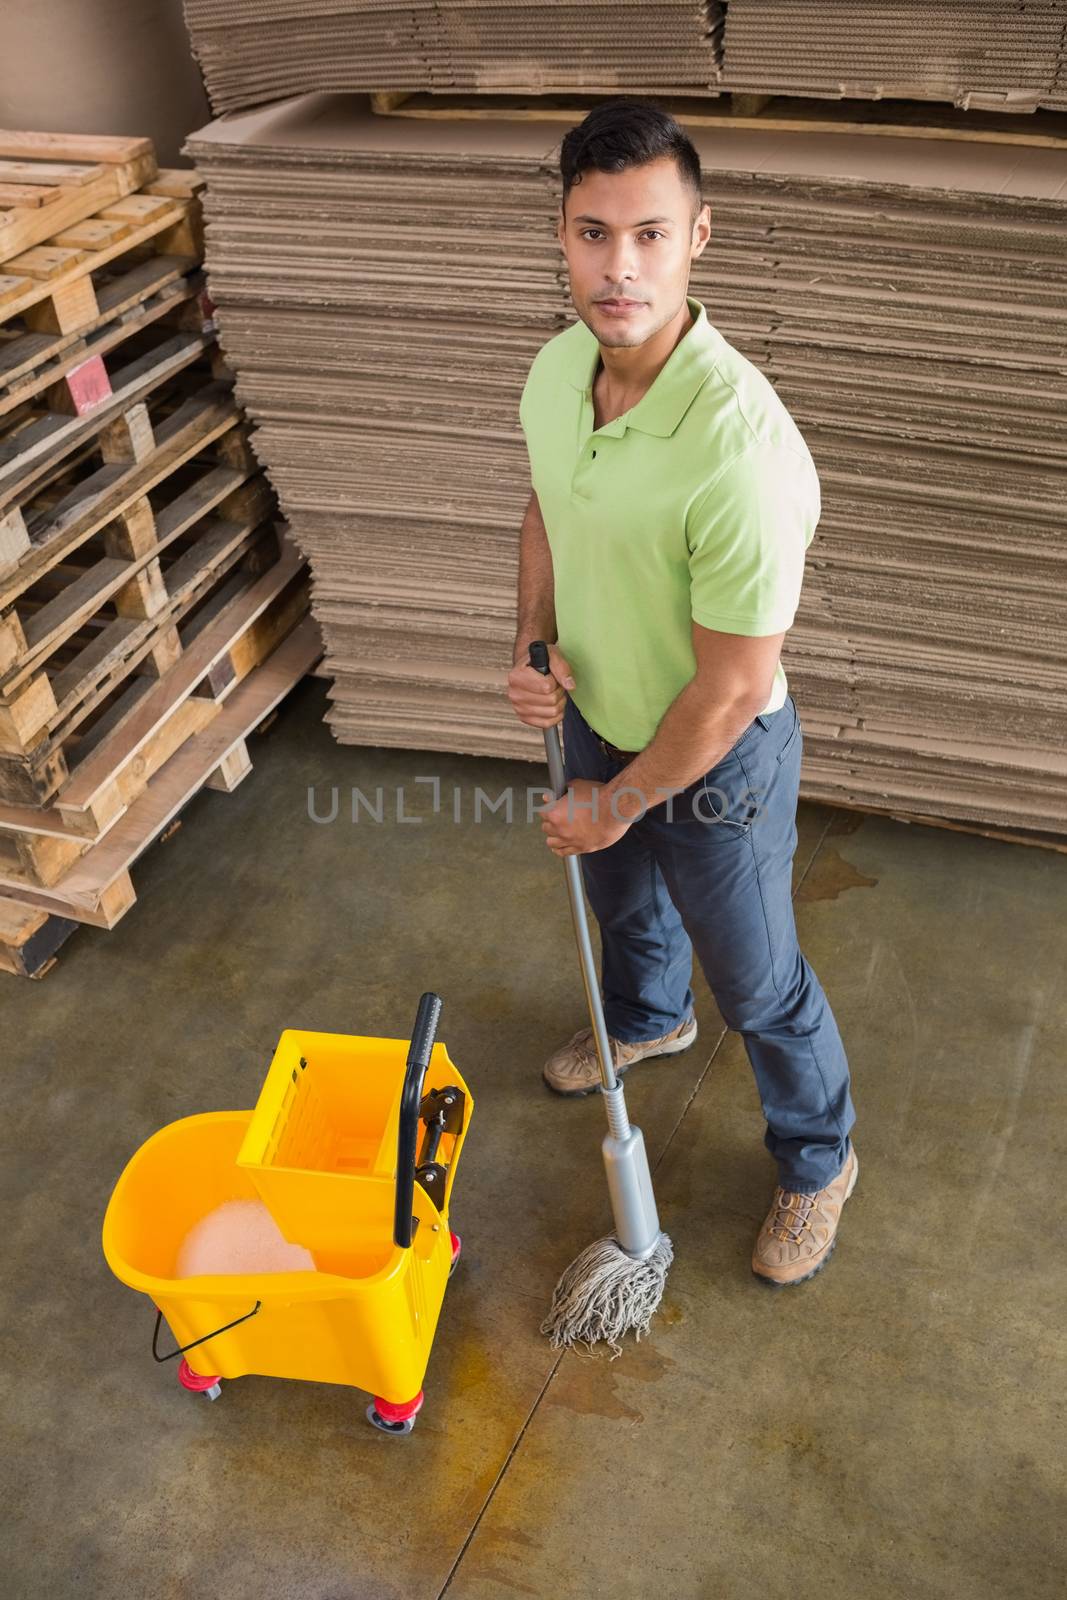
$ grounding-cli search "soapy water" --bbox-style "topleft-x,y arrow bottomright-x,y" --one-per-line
176,1198 -> 316,1277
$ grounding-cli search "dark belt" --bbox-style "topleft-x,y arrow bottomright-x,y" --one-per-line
589,725 -> 640,762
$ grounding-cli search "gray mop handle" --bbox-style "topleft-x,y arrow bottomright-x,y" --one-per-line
527,641 -> 620,1095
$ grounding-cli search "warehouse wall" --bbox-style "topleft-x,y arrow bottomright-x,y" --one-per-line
0,0 -> 209,166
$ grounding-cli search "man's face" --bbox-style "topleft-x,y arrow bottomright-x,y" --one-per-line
557,155 -> 711,350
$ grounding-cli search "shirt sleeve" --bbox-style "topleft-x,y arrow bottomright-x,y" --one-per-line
518,344 -> 547,443
686,442 -> 820,635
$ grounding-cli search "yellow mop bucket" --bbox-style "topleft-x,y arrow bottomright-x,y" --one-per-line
102,993 -> 471,1433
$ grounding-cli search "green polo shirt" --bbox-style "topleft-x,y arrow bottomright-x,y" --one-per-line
518,295 -> 820,751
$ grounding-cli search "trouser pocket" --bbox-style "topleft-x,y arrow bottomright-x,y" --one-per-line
775,697 -> 801,765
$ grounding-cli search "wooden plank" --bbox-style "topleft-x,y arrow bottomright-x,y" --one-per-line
370,93 -> 413,114
22,556 -> 131,654
6,244 -> 90,280
0,895 -> 77,977
204,738 -> 251,792
375,93 -> 1067,149
0,272 -> 34,311
162,514 -> 263,603
98,194 -> 177,227
0,738 -> 66,805
0,797 -> 77,838
0,131 -> 153,165
61,353 -> 113,414
46,615 -> 144,709
22,272 -> 98,335
5,826 -> 84,888
144,169 -> 205,199
0,507 -> 30,569
0,183 -> 60,208
151,461 -> 251,545
0,152 -> 157,267
0,160 -> 103,187
729,93 -> 774,116
51,217 -> 134,252
0,608 -> 28,673
0,617 -> 321,923
0,672 -> 57,753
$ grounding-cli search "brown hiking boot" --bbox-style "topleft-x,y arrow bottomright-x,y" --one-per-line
752,1145 -> 859,1286
542,1015 -> 698,1097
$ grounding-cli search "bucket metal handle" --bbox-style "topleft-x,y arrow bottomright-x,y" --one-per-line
394,991 -> 442,1249
151,1300 -> 262,1363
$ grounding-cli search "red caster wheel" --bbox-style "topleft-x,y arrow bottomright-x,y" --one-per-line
449,1231 -> 462,1278
367,1390 -> 423,1435
177,1358 -> 222,1401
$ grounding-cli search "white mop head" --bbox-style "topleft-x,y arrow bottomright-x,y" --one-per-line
541,1231 -> 674,1357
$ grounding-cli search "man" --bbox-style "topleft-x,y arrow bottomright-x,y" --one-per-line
506,100 -> 858,1288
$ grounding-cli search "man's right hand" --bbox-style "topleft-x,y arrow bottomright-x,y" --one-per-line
507,644 -> 576,728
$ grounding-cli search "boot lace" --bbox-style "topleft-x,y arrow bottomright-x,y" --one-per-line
571,1028 -> 619,1068
769,1188 -> 818,1245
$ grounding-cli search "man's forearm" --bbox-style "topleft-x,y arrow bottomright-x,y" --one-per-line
514,619 -> 555,666
514,492 -> 556,664
604,679 -> 763,820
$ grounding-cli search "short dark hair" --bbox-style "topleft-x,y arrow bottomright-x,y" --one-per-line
559,98 -> 704,217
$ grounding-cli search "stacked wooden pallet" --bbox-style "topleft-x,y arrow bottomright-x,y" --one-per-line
0,131 -> 319,976
188,97 -> 1067,843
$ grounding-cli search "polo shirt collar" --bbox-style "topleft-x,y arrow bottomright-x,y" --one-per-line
563,295 -> 722,438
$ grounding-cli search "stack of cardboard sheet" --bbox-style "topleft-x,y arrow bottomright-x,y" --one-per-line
721,0 -> 1067,113
682,129 -> 1067,835
188,98 -> 566,759
182,1 -> 725,115
188,96 -> 1067,835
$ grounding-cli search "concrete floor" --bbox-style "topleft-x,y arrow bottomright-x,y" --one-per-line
4,677 -> 1064,1599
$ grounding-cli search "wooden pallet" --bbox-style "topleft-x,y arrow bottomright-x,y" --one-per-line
0,424 -> 264,698
0,324 -> 216,515
0,613 -> 321,929
0,541 -> 309,887
0,378 -> 240,595
0,189 -> 199,346
49,538 -> 306,835
1,261 -> 207,420
0,502 -> 279,806
369,91 -> 1067,147
0,131 -> 158,267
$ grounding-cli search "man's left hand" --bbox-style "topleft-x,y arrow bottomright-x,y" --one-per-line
539,779 -> 632,857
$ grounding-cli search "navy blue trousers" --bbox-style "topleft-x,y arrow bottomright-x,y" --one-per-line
562,692 -> 856,1194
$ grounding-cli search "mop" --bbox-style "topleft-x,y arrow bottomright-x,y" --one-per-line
529,641 -> 673,1356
